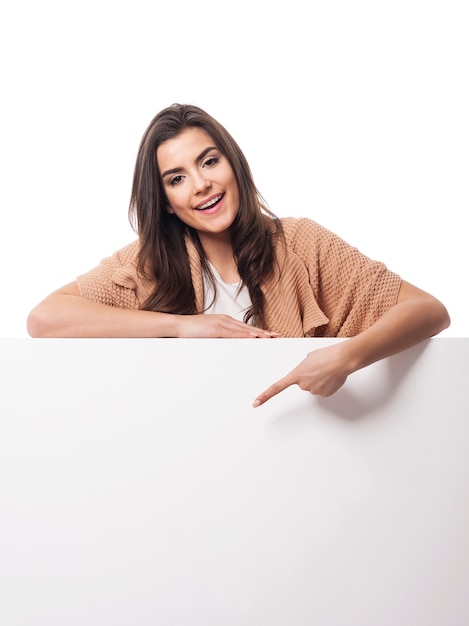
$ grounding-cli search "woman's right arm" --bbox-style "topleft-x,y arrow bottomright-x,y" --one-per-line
27,282 -> 179,338
26,282 -> 275,339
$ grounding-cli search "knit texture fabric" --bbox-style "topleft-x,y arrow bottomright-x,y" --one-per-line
76,217 -> 402,338
278,218 -> 402,337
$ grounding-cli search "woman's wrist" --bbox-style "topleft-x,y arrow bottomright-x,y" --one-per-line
333,338 -> 364,377
146,311 -> 183,338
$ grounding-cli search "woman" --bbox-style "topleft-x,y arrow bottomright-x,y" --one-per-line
27,104 -> 450,406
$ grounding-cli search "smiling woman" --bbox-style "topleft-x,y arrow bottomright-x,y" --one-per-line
26,103 -> 450,406
157,128 -> 241,263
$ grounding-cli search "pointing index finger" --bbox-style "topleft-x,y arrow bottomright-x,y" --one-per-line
252,374 -> 294,408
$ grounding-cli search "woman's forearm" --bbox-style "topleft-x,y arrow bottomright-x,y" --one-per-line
27,282 -> 179,338
339,280 -> 451,376
26,282 -> 274,339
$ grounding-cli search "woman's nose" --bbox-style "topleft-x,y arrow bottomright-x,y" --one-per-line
193,170 -> 210,193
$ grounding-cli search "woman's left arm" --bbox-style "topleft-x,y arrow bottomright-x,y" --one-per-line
252,281 -> 450,407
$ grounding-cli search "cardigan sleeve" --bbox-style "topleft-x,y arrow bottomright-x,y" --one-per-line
284,218 -> 402,337
75,241 -> 140,309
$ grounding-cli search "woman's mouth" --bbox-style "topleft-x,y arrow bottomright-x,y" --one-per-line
195,193 -> 224,211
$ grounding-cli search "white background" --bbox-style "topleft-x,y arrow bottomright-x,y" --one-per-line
1,0 -> 467,337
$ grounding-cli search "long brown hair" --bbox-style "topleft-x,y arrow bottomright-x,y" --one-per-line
128,103 -> 282,326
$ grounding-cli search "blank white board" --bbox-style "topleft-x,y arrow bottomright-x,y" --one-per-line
0,338 -> 468,625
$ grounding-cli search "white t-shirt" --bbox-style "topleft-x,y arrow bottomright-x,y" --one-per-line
203,264 -> 252,322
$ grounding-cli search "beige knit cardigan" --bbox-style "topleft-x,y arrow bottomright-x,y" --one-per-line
76,217 -> 402,338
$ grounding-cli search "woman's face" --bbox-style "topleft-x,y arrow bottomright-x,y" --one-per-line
157,127 -> 240,240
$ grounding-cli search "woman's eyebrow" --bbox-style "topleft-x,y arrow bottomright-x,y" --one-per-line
161,146 -> 218,179
197,146 -> 218,161
161,165 -> 183,178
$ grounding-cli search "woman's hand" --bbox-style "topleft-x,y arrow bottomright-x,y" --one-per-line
252,343 -> 350,407
176,314 -> 278,339
252,280 -> 450,407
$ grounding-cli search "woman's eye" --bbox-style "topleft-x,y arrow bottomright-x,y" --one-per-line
203,156 -> 219,168
169,175 -> 184,186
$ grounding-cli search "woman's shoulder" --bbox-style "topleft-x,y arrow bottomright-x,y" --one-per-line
279,216 -> 323,231
111,239 -> 141,266
278,216 -> 330,247
76,239 -> 141,290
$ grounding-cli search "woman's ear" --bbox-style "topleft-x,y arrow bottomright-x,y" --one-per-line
164,205 -> 175,215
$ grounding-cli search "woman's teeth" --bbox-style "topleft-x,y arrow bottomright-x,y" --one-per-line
197,194 -> 223,210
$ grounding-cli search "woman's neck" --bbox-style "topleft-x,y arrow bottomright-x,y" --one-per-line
198,231 -> 239,283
